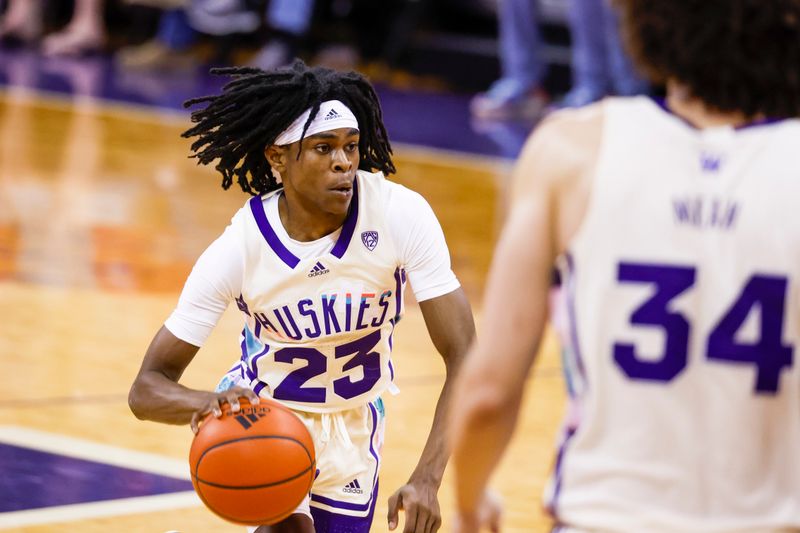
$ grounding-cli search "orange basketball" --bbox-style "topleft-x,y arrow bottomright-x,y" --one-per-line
189,398 -> 316,526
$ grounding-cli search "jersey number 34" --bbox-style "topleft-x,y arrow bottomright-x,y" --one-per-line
614,261 -> 794,394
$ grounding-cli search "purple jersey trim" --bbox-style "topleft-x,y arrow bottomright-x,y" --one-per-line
253,381 -> 267,396
564,254 -> 588,389
244,328 -> 271,396
330,177 -> 360,259
309,481 -> 379,532
310,493 -> 372,512
546,427 -> 577,518
650,97 -> 786,131
388,319 -> 396,379
393,268 -> 403,319
363,402 -> 381,515
251,346 -> 269,381
310,401 -> 381,513
239,327 -> 252,365
546,254 -> 586,517
249,177 -> 359,267
249,196 -> 300,269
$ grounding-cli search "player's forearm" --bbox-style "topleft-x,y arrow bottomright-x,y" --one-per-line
414,287 -> 476,485
128,370 -> 215,425
408,374 -> 458,486
450,335 -> 526,513
451,379 -> 522,513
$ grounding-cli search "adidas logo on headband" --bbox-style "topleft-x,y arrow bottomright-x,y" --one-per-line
274,100 -> 358,145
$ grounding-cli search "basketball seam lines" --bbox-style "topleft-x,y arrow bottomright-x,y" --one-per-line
193,435 -> 313,490
195,463 -> 314,490
195,461 -> 315,525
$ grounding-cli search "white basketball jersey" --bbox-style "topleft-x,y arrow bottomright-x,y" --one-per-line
547,97 -> 800,532
222,171 -> 406,413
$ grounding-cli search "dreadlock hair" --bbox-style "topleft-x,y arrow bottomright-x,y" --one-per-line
614,0 -> 800,119
182,59 -> 396,195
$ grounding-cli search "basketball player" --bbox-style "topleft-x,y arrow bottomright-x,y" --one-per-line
449,1 -> 800,531
128,60 -> 475,533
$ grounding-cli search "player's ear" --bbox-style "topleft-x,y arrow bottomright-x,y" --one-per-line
265,144 -> 290,173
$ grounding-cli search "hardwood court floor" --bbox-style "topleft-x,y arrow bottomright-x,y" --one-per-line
0,92 -> 566,533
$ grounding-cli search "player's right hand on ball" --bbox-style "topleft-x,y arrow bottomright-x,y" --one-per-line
190,387 -> 261,434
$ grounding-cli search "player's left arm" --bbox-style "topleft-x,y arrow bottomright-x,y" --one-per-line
448,195 -> 552,532
449,105 -> 602,532
387,287 -> 476,533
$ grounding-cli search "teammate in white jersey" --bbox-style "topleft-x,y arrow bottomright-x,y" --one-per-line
128,60 -> 476,533
450,1 -> 800,532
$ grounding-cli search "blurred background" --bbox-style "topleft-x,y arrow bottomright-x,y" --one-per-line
0,0 -> 652,159
0,0 -> 651,531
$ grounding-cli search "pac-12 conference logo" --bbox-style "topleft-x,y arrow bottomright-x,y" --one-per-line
361,231 -> 378,251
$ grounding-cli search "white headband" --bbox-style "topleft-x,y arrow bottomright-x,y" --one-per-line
273,100 -> 359,146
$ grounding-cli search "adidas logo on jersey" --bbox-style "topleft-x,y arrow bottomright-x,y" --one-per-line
324,109 -> 341,121
342,479 -> 363,494
308,261 -> 330,278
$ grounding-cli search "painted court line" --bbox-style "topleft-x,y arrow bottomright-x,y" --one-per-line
0,425 -> 190,478
0,492 -> 200,529
0,425 -> 201,529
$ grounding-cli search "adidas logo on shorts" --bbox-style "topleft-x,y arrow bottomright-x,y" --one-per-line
324,109 -> 341,120
308,261 -> 330,278
342,479 -> 363,494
